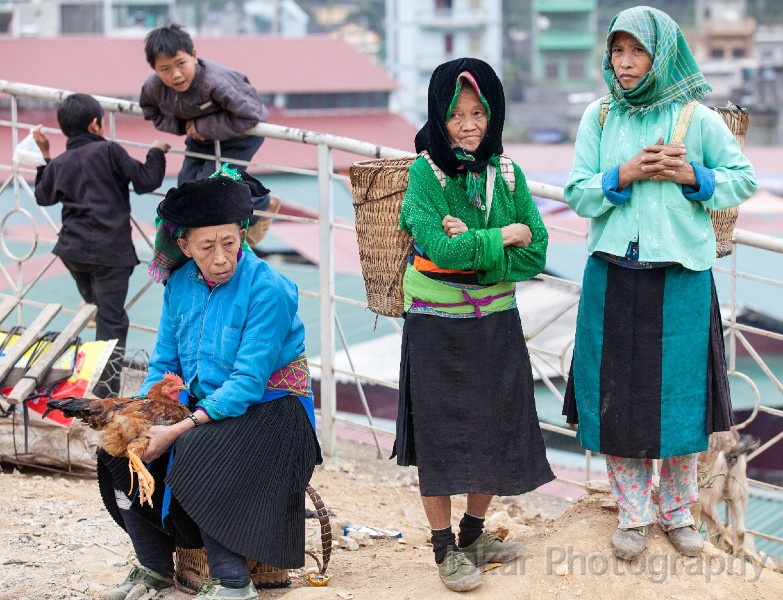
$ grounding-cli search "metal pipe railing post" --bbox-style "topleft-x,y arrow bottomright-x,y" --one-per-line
729,246 -> 738,371
317,143 -> 336,455
10,95 -> 22,324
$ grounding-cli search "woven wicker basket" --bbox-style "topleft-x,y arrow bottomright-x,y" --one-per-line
173,485 -> 332,594
349,157 -> 416,318
174,548 -> 291,592
710,102 -> 749,258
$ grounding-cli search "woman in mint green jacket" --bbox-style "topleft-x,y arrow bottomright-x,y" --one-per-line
564,6 -> 755,563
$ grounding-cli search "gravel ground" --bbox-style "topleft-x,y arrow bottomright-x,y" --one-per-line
1,437 -> 781,600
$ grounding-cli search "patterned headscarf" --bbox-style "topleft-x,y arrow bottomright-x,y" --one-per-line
603,6 -> 712,114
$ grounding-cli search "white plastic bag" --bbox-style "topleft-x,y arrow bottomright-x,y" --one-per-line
13,131 -> 46,167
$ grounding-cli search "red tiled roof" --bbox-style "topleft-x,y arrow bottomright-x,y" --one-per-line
0,36 -> 397,96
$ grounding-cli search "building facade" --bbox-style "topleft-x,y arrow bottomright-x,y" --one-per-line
531,0 -> 598,91
2,0 -> 174,37
688,0 -> 757,103
385,0 -> 503,126
0,0 -> 307,37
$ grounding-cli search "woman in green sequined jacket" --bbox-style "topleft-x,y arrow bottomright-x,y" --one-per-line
392,57 -> 554,593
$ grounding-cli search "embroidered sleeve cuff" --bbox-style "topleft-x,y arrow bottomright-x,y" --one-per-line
682,162 -> 716,201
602,166 -> 632,206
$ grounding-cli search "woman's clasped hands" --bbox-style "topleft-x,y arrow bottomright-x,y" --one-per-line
619,137 -> 697,188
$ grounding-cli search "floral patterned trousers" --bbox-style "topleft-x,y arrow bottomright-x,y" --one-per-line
606,454 -> 699,531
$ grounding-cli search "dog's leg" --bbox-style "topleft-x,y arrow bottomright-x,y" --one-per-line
698,456 -> 731,546
726,455 -> 749,557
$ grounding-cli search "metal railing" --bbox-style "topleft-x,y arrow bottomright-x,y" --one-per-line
2,80 -> 782,553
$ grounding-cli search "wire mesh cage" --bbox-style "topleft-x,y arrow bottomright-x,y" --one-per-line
91,347 -> 150,399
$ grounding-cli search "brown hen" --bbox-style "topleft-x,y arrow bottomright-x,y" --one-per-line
44,373 -> 190,507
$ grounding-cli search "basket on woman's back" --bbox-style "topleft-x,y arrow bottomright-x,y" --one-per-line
349,157 -> 416,318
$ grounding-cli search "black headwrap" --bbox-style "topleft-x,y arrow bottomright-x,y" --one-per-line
157,176 -> 254,229
414,57 -> 505,178
149,169 -> 261,283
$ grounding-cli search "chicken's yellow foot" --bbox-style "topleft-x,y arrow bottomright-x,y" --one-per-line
128,450 -> 156,508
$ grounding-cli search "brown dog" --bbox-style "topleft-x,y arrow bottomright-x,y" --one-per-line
697,430 -> 760,556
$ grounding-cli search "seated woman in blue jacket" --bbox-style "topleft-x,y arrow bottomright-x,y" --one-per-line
98,170 -> 320,600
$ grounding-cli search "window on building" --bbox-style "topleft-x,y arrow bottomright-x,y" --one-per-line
732,47 -> 746,59
469,32 -> 481,54
445,33 -> 454,54
436,0 -> 454,9
61,3 -> 104,34
286,92 -> 389,111
546,61 -> 559,80
568,62 -> 585,80
710,47 -> 725,58
112,4 -> 169,30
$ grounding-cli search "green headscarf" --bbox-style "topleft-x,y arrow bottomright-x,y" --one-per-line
602,6 -> 712,114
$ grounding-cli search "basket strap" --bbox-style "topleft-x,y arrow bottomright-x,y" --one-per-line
422,150 -> 515,195
598,96 -> 698,143
597,95 -> 697,144
598,94 -> 612,129
420,151 -> 446,189
498,155 -> 515,194
485,164 -> 496,226
671,101 -> 699,144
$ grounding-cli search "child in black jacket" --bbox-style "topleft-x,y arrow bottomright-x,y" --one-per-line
33,93 -> 169,393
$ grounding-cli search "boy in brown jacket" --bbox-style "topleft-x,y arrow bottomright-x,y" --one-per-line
140,23 -> 279,245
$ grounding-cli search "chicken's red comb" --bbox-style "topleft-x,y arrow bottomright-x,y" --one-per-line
163,372 -> 183,382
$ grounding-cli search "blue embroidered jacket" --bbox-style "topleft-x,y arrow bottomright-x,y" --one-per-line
139,252 -> 314,428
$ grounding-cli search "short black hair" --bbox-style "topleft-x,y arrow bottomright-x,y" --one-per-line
56,94 -> 104,138
144,23 -> 194,68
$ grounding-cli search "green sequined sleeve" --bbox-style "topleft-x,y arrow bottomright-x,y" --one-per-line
480,163 -> 548,284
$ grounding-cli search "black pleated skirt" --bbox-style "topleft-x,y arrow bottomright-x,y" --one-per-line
98,395 -> 319,569
393,308 -> 555,497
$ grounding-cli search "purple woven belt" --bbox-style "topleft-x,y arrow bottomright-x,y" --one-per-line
410,288 -> 515,318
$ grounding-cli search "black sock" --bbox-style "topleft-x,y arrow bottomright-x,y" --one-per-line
458,512 -> 485,548
431,526 -> 456,564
